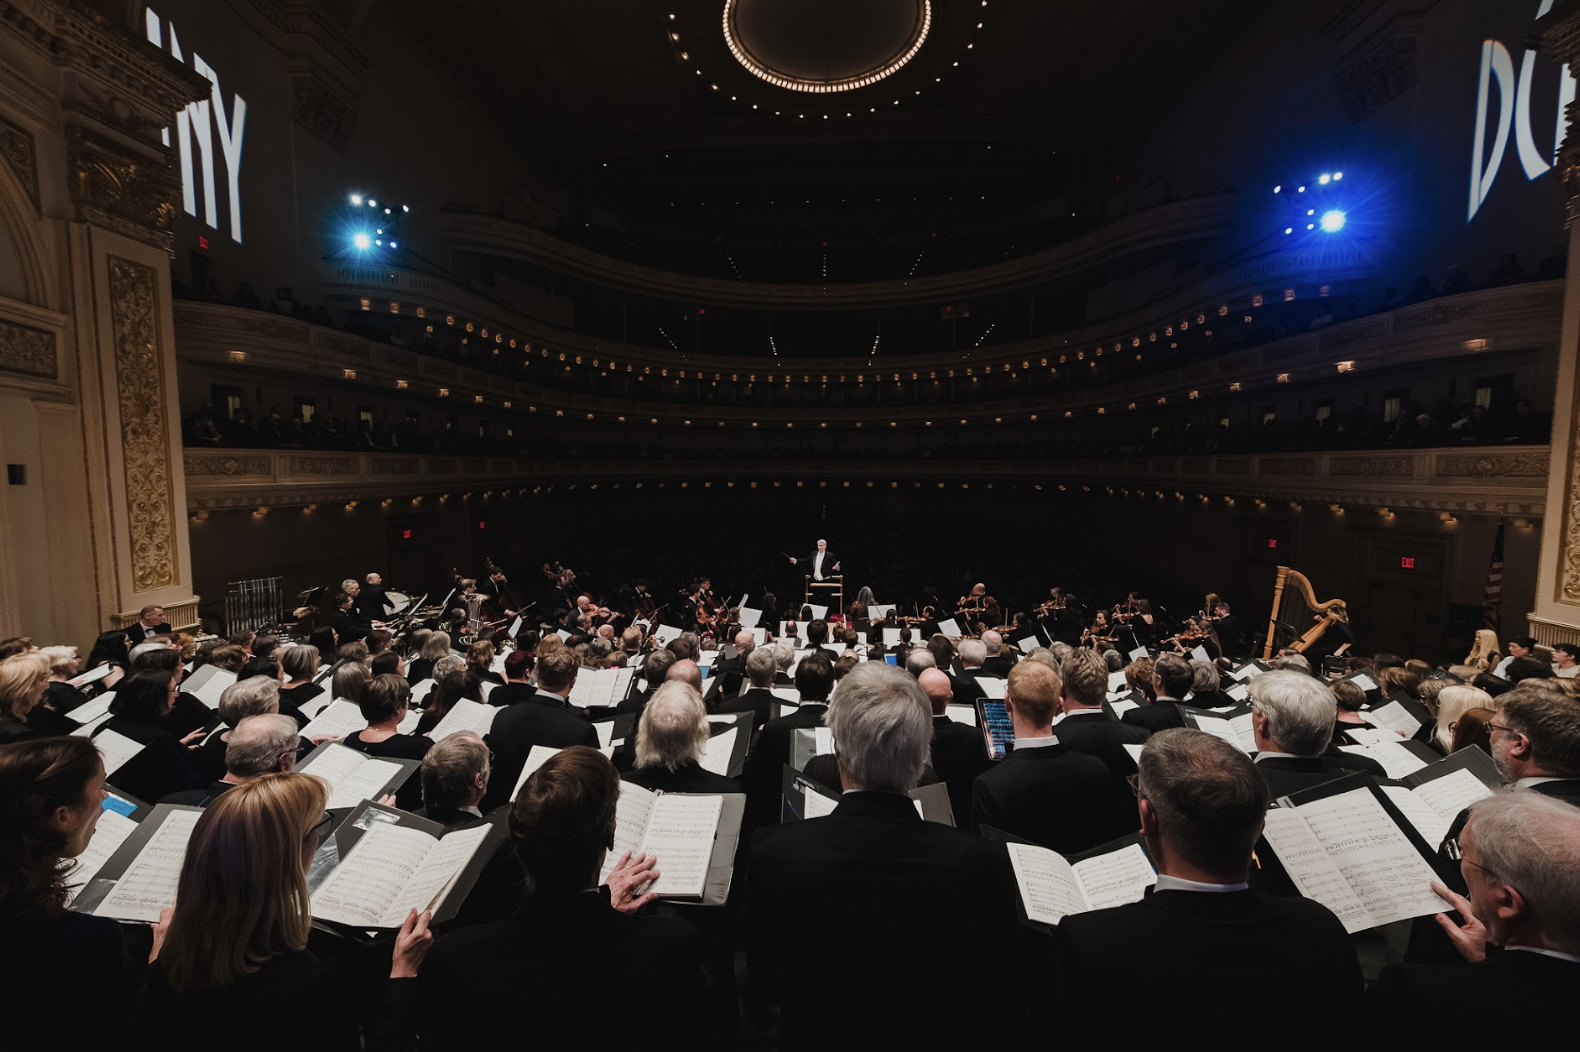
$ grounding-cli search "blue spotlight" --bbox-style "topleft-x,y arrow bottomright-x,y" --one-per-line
351,232 -> 372,251
1320,209 -> 1346,232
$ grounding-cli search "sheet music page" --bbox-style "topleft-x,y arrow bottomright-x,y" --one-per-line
1128,645 -> 1150,661
71,712 -> 113,736
1229,713 -> 1258,754
93,728 -> 146,776
821,644 -> 844,658
1260,807 -> 1373,933
802,788 -> 838,819
300,699 -> 369,740
569,667 -> 618,709
1109,698 -> 1140,719
1122,742 -> 1145,765
1188,713 -> 1250,753
808,604 -> 828,620
750,627 -> 767,646
190,668 -> 237,709
770,687 -> 800,704
1071,843 -> 1157,911
1006,841 -> 1090,925
698,727 -> 738,776
594,721 -> 616,749
945,704 -> 977,726
396,709 -> 422,734
428,699 -> 498,740
1107,670 -> 1129,693
296,694 -> 333,720
1191,645 -> 1211,663
1283,788 -> 1447,930
814,727 -> 835,755
1225,682 -> 1251,702
738,606 -> 762,629
490,649 -> 509,674
65,810 -> 139,905
68,663 -> 116,687
882,628 -> 901,646
913,797 -> 926,820
1381,786 -> 1455,848
409,679 -> 437,706
1018,636 -> 1040,655
95,809 -> 202,922
68,693 -> 116,725
1230,663 -> 1264,681
328,756 -> 407,811
379,824 -> 491,925
1413,768 -> 1494,823
1364,701 -> 1422,738
1339,741 -> 1429,779
512,745 -> 565,800
868,604 -> 895,620
641,794 -> 723,898
598,783 -> 656,885
1348,673 -> 1378,692
937,618 -> 962,637
653,624 -> 682,647
1343,725 -> 1400,746
313,823 -> 438,927
695,651 -> 717,667
975,676 -> 1007,700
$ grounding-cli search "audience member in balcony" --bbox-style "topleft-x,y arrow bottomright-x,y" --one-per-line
1487,253 -> 1526,287
230,281 -> 262,310
183,405 -> 222,447
222,407 -> 256,447
1399,274 -> 1437,304
257,408 -> 286,447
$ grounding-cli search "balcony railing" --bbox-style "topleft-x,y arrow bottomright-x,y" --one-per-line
183,445 -> 1551,519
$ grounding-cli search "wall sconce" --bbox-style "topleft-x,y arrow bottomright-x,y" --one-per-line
226,350 -> 246,363
1513,518 -> 1531,529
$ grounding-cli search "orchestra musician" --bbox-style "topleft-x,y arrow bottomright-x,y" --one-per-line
955,583 -> 987,618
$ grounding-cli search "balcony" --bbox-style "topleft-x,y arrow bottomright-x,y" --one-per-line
183,445 -> 1551,519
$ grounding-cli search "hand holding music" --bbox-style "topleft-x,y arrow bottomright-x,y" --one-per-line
391,907 -> 434,978
1430,881 -> 1488,963
605,850 -> 661,913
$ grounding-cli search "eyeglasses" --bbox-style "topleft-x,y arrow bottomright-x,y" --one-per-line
1486,721 -> 1517,738
1126,773 -> 1145,797
306,812 -> 333,842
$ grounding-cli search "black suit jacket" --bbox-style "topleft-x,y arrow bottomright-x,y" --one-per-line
1121,697 -> 1187,733
329,607 -> 370,643
748,791 -> 1016,1048
354,584 -> 389,619
97,717 -> 205,803
800,550 -> 839,580
122,622 -> 171,646
1054,888 -> 1361,1038
623,760 -> 740,794
1369,947 -> 1578,1037
742,701 -> 828,832
404,889 -> 707,1048
483,693 -> 599,811
970,741 -> 1113,852
931,715 -> 990,826
981,654 -> 1017,678
1054,709 -> 1149,837
712,651 -> 749,698
717,686 -> 777,729
1254,753 -> 1386,800
949,670 -> 986,705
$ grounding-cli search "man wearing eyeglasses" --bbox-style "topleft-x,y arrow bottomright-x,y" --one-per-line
1369,791 -> 1580,1028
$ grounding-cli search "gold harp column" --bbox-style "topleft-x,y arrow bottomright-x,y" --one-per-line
1531,0 -> 1580,646
8,1 -> 210,637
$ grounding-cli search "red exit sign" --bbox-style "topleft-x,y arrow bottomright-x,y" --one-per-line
402,529 -> 412,540
1400,556 -> 1415,569
477,521 -> 486,530
1267,539 -> 1278,549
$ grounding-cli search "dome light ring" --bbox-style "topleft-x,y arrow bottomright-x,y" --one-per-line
722,0 -> 932,94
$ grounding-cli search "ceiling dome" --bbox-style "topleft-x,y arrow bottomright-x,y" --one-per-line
723,0 -> 932,93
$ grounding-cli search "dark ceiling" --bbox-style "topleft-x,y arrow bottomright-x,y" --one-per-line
388,0 -> 1267,252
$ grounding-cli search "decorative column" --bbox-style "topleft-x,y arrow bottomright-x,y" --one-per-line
0,1 -> 209,643
1530,0 -> 1580,646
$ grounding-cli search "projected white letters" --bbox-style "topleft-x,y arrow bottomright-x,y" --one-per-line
1469,1 -> 1576,222
145,7 -> 248,244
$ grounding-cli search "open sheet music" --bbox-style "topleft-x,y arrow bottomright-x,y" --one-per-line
427,699 -> 500,741
64,809 -> 140,905
300,699 -> 369,740
1338,739 -> 1431,779
974,676 -> 1007,700
597,785 -> 723,898
89,805 -> 204,922
94,728 -> 146,777
183,665 -> 237,709
1182,704 -> 1257,753
1260,783 -> 1449,933
698,726 -> 741,778
1377,749 -> 1500,847
1005,839 -> 1157,926
510,743 -> 617,801
568,666 -> 636,709
295,742 -> 419,810
68,691 -> 116,726
1362,700 -> 1423,738
312,820 -> 493,928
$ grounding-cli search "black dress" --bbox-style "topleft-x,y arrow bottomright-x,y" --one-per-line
96,716 -> 206,802
140,949 -> 358,1051
3,909 -> 146,1049
342,730 -> 431,810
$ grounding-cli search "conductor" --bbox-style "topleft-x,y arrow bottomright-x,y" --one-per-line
789,539 -> 841,582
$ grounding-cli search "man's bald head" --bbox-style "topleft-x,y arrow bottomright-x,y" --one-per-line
734,630 -> 755,652
918,667 -> 953,715
665,658 -> 703,691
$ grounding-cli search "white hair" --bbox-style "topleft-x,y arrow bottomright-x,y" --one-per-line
1468,791 -> 1580,952
634,681 -> 710,772
958,639 -> 986,667
827,662 -> 931,793
1249,670 -> 1336,756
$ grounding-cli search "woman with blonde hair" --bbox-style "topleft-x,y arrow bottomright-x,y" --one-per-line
0,653 -> 55,742
1462,628 -> 1500,672
142,772 -> 431,1043
406,630 -> 451,686
1432,684 -> 1494,752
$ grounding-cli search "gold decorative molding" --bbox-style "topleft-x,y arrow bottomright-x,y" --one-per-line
0,113 -> 39,212
1330,455 -> 1414,477
1260,456 -> 1317,475
0,317 -> 56,378
183,453 -> 270,476
108,256 -> 178,592
282,455 -> 359,475
109,597 -> 201,634
1435,453 -> 1550,480
65,126 -> 179,251
369,457 -> 419,474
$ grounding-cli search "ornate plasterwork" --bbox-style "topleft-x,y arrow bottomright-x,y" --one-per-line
1334,24 -> 1420,124
0,317 -> 55,378
1436,453 -> 1550,480
288,57 -> 360,151
0,113 -> 39,212
108,257 -> 178,592
1330,455 -> 1414,477
1260,456 -> 1317,475
183,454 -> 270,476
283,455 -> 358,475
174,303 -> 311,341
65,127 -> 179,251
370,457 -> 419,474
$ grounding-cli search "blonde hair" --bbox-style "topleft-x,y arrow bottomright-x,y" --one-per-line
0,653 -> 50,720
37,646 -> 78,676
1434,685 -> 1495,751
1464,629 -> 1500,671
159,773 -> 327,991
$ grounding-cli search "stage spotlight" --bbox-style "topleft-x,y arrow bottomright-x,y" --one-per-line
348,193 -> 363,205
1333,171 -> 1343,180
1318,173 -> 1331,185
367,198 -> 377,207
1320,209 -> 1346,232
1273,185 -> 1282,193
389,240 -> 398,248
1284,227 -> 1293,234
352,232 -> 372,251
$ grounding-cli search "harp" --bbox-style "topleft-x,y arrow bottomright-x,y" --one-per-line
1262,566 -> 1348,659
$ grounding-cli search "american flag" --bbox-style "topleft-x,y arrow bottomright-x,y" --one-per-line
1483,524 -> 1505,630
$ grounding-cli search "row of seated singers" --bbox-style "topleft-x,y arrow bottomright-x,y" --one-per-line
4,660 -> 1578,1047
